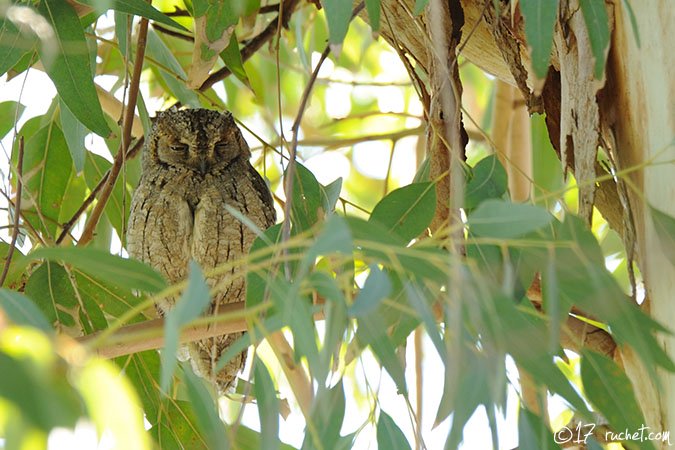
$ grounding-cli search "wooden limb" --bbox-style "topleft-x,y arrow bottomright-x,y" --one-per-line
0,137 -> 23,286
78,18 -> 149,246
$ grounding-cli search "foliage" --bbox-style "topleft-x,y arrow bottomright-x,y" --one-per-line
0,1 -> 670,449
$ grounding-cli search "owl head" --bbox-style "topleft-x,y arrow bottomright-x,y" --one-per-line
146,108 -> 251,175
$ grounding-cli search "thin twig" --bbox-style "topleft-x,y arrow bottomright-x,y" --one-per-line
282,2 -> 366,272
0,137 -> 23,286
78,18 -> 150,246
55,136 -> 145,245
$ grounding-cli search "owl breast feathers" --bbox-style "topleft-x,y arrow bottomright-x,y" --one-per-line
127,108 -> 276,392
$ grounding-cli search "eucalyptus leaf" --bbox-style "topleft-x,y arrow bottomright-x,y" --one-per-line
77,0 -> 187,31
181,364 -> 229,450
377,410 -> 412,450
468,200 -> 553,239
254,357 -> 280,450
0,288 -> 52,333
519,0 -> 559,79
369,182 -> 436,242
579,0 -> 610,79
30,247 -> 166,293
38,1 -> 110,137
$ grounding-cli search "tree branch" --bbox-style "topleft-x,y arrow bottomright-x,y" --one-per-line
1,137 -> 23,286
78,18 -> 149,246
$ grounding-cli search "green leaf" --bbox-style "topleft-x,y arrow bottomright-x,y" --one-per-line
254,357 -> 280,450
59,98 -> 88,173
465,155 -> 507,210
518,408 -> 560,450
0,289 -> 52,333
357,313 -> 407,395
162,261 -> 211,391
234,426 -> 298,450
468,199 -> 553,238
288,163 -> 323,232
0,101 -> 25,139
83,152 -> 131,239
349,265 -> 391,317
377,410 -> 411,450
145,29 -> 200,107
649,206 -> 675,267
19,122 -> 72,238
0,17 -> 37,76
519,0 -> 559,79
579,0 -> 610,79
364,0 -> 381,32
581,349 -> 655,449
30,247 -> 167,293
38,1 -> 111,137
320,177 -> 342,214
0,353 -> 81,431
25,261 -> 107,334
220,32 -> 249,85
181,364 -> 229,450
77,0 -> 188,31
369,182 -> 436,242
413,0 -> 428,16
150,399 -> 209,449
621,0 -> 640,47
531,113 -> 563,207
302,381 -> 345,450
321,0 -> 352,51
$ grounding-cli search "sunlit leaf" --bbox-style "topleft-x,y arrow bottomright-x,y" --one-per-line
181,364 -> 228,449
0,289 -> 52,333
220,32 -> 249,86
320,177 -> 342,214
370,182 -> 436,242
377,410 -> 411,450
254,357 -> 280,450
531,113 -> 563,207
349,265 -> 391,317
519,0 -> 559,79
59,98 -> 88,173
83,151 -> 131,239
518,408 -> 560,450
38,1 -> 110,137
30,247 -> 167,293
0,17 -> 37,76
77,0 -> 187,31
649,205 -> 675,267
0,100 -> 25,139
146,29 -> 199,107
18,121 -> 72,238
579,0 -> 610,79
76,359 -> 151,450
161,261 -> 211,391
302,381 -> 345,450
465,154 -> 507,210
468,199 -> 553,238
365,0 -> 381,33
321,0 -> 352,52
581,349 -> 654,449
25,261 -> 107,334
357,313 -> 407,395
289,163 -> 323,232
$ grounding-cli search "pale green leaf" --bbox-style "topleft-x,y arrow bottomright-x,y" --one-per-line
369,182 -> 436,242
59,99 -> 88,173
38,1 -> 110,137
77,0 -> 187,31
0,289 -> 52,333
519,0 -> 559,78
649,206 -> 675,267
181,364 -> 229,449
349,265 -> 391,317
579,0 -> 610,79
161,261 -> 211,391
30,247 -> 166,293
377,410 -> 411,450
254,357 -> 280,450
468,199 -> 553,238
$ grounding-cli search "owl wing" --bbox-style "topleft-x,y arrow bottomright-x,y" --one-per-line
187,161 -> 275,391
127,178 -> 193,312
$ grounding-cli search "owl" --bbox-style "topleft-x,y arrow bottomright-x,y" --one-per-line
127,108 -> 276,392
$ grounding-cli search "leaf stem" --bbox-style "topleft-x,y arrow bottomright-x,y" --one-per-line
0,137 -> 24,286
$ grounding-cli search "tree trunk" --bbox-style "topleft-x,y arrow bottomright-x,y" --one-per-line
370,0 -> 674,442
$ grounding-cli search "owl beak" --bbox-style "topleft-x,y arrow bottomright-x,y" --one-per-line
199,158 -> 209,175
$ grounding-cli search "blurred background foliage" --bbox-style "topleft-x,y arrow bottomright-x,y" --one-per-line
0,0 -> 668,449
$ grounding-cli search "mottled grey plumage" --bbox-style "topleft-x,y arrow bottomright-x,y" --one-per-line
127,108 -> 275,391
